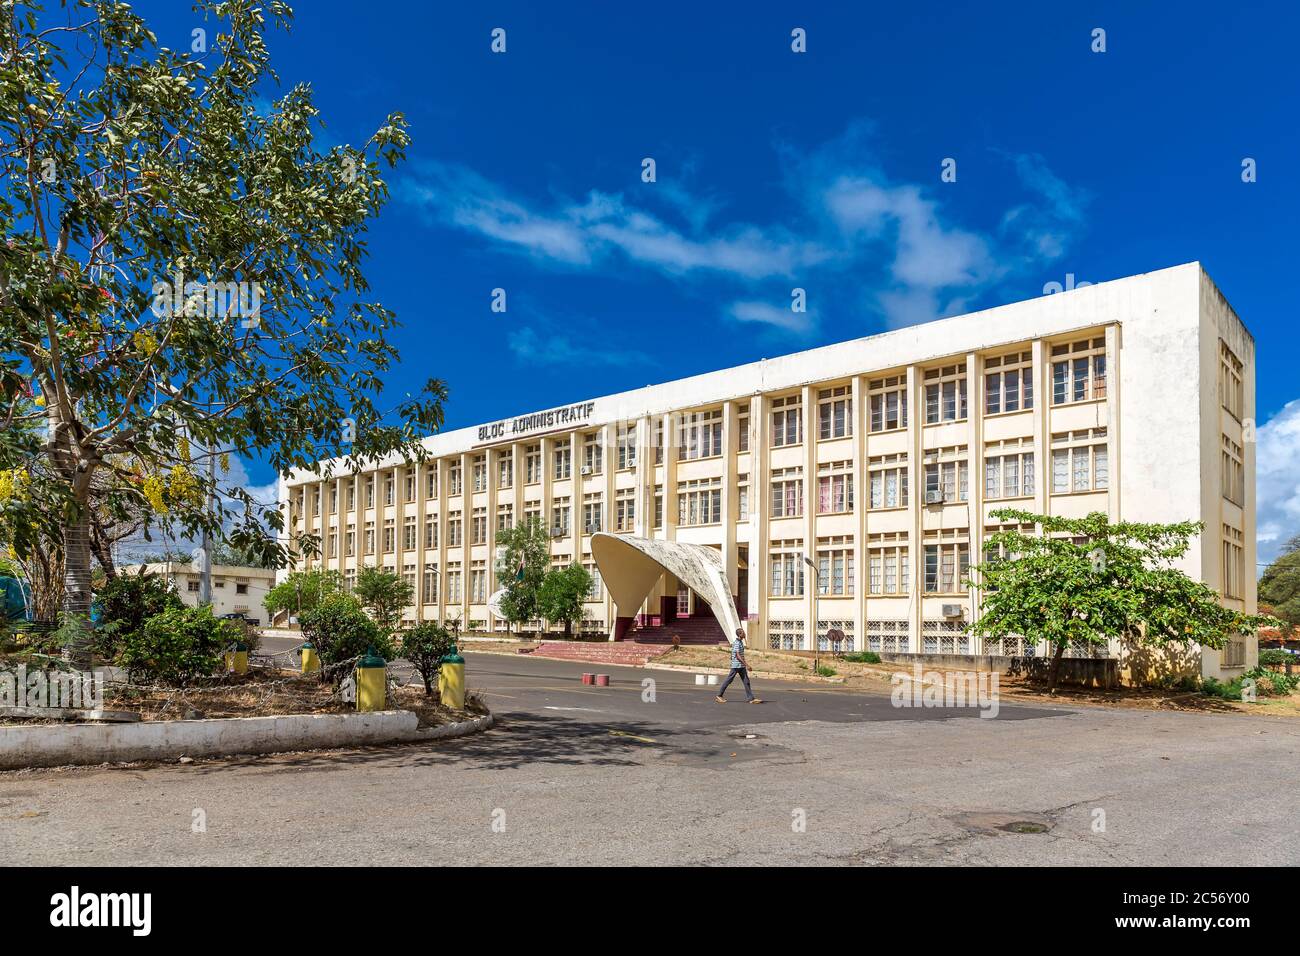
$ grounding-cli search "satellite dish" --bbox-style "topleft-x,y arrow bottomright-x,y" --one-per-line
488,588 -> 508,618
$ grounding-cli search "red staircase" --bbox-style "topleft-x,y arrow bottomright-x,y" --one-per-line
528,617 -> 726,667
630,615 -> 727,646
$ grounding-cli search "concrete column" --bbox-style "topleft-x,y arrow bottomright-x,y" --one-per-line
486,447 -> 499,632
721,402 -> 739,600
802,384 -> 817,651
907,365 -> 923,654
966,353 -> 982,652
748,394 -> 768,646
851,375 -> 866,652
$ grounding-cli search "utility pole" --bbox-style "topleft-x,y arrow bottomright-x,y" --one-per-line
802,554 -> 820,674
198,440 -> 214,606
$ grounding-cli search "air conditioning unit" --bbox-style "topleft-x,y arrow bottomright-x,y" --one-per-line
941,604 -> 964,619
585,523 -> 599,534
580,465 -> 593,476
925,490 -> 945,505
551,527 -> 566,538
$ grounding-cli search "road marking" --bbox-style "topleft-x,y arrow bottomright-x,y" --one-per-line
543,706 -> 605,713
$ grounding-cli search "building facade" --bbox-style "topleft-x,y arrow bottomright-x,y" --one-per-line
280,263 -> 1257,679
124,563 -> 277,623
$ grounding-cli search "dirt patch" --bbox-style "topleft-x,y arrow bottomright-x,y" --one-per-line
1,668 -> 484,729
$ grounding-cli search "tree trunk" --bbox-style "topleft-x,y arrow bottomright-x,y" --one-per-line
1047,639 -> 1066,694
61,506 -> 95,666
563,618 -> 572,639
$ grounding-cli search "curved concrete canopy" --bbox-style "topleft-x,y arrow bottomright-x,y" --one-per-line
590,533 -> 741,639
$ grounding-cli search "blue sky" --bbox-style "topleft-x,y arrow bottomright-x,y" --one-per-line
137,0 -> 1300,561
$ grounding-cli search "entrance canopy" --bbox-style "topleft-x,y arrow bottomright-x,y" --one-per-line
590,533 -> 742,638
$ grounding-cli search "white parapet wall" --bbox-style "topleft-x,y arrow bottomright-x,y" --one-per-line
0,710 -> 432,769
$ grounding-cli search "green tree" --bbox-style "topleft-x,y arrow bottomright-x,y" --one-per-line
401,621 -> 454,696
353,566 -> 412,638
494,517 -> 551,634
263,569 -> 343,622
0,2 -> 446,664
538,564 -> 593,639
968,509 -> 1274,693
298,591 -> 390,683
1258,535 -> 1300,633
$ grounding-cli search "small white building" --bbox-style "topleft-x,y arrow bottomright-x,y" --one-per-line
122,563 -> 277,624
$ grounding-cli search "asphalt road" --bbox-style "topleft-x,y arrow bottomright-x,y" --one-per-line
3,645 -> 1299,866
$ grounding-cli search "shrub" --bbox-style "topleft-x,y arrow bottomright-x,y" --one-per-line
299,592 -> 392,681
400,622 -> 455,695
94,571 -> 184,661
118,605 -> 241,686
843,651 -> 882,664
1258,647 -> 1293,668
1203,666 -> 1300,701
815,664 -> 837,677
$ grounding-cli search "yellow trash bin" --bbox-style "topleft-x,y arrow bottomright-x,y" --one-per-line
440,645 -> 466,710
300,641 -> 320,674
357,647 -> 387,712
226,643 -> 249,675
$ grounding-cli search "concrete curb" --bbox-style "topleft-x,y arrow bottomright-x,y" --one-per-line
0,708 -> 495,770
643,661 -> 847,684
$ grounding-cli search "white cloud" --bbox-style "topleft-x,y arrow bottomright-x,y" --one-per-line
727,300 -> 815,334
1256,398 -> 1300,567
402,124 -> 1088,335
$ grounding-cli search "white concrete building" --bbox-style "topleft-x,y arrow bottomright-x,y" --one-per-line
280,263 -> 1257,679
124,563 -> 277,623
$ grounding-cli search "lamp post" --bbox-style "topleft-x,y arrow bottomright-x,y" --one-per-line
802,554 -> 820,673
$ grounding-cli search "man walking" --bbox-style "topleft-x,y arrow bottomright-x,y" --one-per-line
716,627 -> 761,703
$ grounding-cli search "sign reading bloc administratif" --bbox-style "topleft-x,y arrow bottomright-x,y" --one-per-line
476,401 -> 596,445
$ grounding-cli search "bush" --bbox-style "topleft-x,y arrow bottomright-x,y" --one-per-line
299,592 -> 392,681
842,651 -> 882,664
1203,666 -> 1300,701
1259,648 -> 1294,668
118,605 -> 241,686
400,622 -> 455,695
815,664 -> 837,677
94,571 -> 184,661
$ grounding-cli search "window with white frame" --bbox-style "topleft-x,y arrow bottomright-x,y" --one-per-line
678,409 -> 723,460
865,619 -> 909,654
737,409 -> 750,452
1222,435 -> 1245,505
984,439 -> 1035,500
771,395 -> 803,447
327,531 -> 338,558
678,478 -> 722,526
653,486 -> 663,528
470,507 -> 487,545
868,375 -> 908,432
364,520 -> 375,554
614,489 -> 636,531
446,513 -> 462,547
736,474 -> 749,521
924,531 -> 969,593
470,561 -> 487,603
984,349 -> 1034,415
1219,342 -> 1244,420
523,502 -> 541,526
1222,524 -> 1244,599
553,439 -> 572,480
497,453 -> 513,489
816,460 -> 854,514
868,532 -> 910,595
817,386 -> 852,440
584,561 -> 603,601
767,619 -> 805,651
403,516 -> 417,551
403,562 -> 416,595
582,493 -> 603,533
816,619 -> 855,652
769,540 -> 806,597
653,419 -> 664,465
923,446 -> 969,503
424,467 -> 437,499
424,515 -> 437,550
448,463 -> 462,496
923,619 -> 969,655
815,535 -> 855,596
347,479 -> 357,510
497,503 -> 513,533
924,364 -> 967,423
1051,336 -> 1107,405
582,433 -> 603,475
525,444 -> 541,484
346,523 -> 356,557
422,569 -> 438,604
616,423 -> 637,470
446,563 -> 462,603
404,471 -> 416,503
770,467 -> 804,518
551,497 -> 571,535
384,476 -> 394,507
1050,428 -> 1108,493
365,476 -> 375,508
868,454 -> 909,510
472,456 -> 487,492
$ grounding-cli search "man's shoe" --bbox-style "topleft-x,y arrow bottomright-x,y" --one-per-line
749,698 -> 763,704
714,695 -> 726,703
